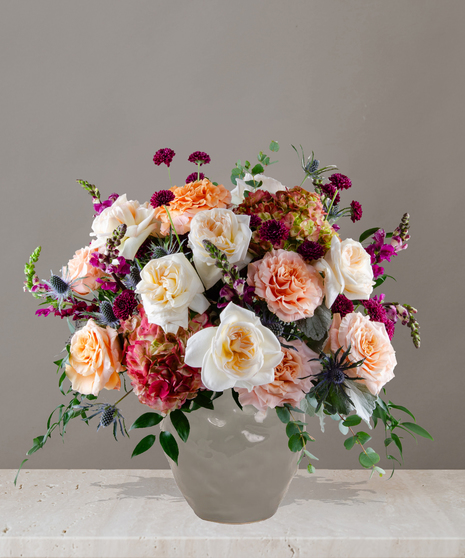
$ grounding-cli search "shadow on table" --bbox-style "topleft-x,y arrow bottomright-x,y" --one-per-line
281,475 -> 382,507
92,474 -> 381,506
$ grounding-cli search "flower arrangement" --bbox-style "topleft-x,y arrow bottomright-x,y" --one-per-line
18,141 -> 431,484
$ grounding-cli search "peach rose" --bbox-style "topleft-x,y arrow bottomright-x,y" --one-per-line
65,319 -> 123,396
153,179 -> 231,236
235,339 -> 321,412
327,312 -> 397,395
247,249 -> 324,322
65,246 -> 104,295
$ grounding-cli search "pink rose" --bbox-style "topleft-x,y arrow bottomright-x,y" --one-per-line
327,312 -> 397,395
247,249 -> 324,322
65,319 -> 122,396
235,339 -> 320,412
65,246 -> 104,295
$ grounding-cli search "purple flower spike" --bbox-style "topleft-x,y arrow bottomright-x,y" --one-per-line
188,151 -> 211,166
153,148 -> 176,168
150,189 -> 176,208
185,172 -> 205,184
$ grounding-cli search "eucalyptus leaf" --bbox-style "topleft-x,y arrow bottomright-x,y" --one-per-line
276,406 -> 291,424
288,433 -> 305,452
344,436 -> 356,450
269,140 -> 279,152
307,464 -> 316,474
286,422 -> 301,438
342,415 -> 362,427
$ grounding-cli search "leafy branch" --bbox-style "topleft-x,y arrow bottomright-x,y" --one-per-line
230,141 -> 279,186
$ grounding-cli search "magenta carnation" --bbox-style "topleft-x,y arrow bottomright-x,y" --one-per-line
185,172 -> 205,183
150,189 -> 176,209
329,173 -> 352,190
350,200 -> 363,222
331,294 -> 354,318
153,148 -> 176,167
188,151 -> 211,165
121,306 -> 211,413
362,298 -> 388,324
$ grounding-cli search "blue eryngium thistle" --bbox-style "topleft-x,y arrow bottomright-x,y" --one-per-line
308,346 -> 365,416
43,269 -> 75,308
99,301 -> 120,328
75,402 -> 128,441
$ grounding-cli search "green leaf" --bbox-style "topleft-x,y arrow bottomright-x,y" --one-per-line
400,422 -> 434,441
170,410 -> 190,443
307,464 -> 316,474
356,431 -> 372,445
160,431 -> 179,465
359,227 -> 380,243
27,436 -> 45,456
86,394 -> 98,400
269,140 -> 279,152
295,303 -> 332,341
276,406 -> 291,423
391,432 -> 403,458
342,415 -> 362,427
130,412 -> 163,430
231,389 -> 243,410
286,422 -> 301,438
251,163 -> 264,175
373,466 -> 386,477
191,392 -> 215,410
344,436 -> 357,450
288,433 -> 305,452
131,434 -> 156,458
14,458 -> 29,486
359,448 -> 380,468
303,449 -> 319,461
388,403 -> 416,421
384,437 -> 393,447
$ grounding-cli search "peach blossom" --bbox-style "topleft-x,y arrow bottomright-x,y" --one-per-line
153,179 -> 231,236
65,246 -> 104,295
327,312 -> 397,395
235,339 -> 320,412
65,319 -> 122,396
247,249 -> 324,322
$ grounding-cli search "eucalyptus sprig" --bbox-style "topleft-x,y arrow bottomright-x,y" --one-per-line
230,140 -> 279,186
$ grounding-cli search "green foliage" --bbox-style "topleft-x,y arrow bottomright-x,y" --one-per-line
269,140 -> 279,152
359,447 -> 380,468
276,406 -> 291,423
130,412 -> 163,430
295,303 -> 332,341
277,404 -> 317,474
159,431 -> 179,465
359,227 -> 380,243
24,246 -> 42,297
131,434 -> 156,458
170,410 -> 190,443
342,415 -> 362,427
230,142 -> 278,185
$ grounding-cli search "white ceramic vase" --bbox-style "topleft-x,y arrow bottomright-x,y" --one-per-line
162,391 -> 301,524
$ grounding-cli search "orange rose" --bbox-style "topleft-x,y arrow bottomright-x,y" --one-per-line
65,246 -> 104,295
65,319 -> 122,396
327,312 -> 397,395
153,179 -> 231,235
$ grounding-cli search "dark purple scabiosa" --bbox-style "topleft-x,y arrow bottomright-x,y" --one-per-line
153,148 -> 176,167
185,172 -> 205,184
350,200 -> 363,223
362,298 -> 388,324
259,219 -> 290,246
188,151 -> 211,166
113,290 -> 138,321
320,182 -> 340,205
331,294 -> 354,318
328,173 -> 352,190
150,189 -> 176,209
297,240 -> 325,261
249,214 -> 263,228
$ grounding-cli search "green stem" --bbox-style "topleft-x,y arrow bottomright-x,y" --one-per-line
164,205 -> 183,253
299,175 -> 309,188
325,189 -> 339,221
168,167 -> 172,187
197,162 -> 200,181
115,388 -> 134,406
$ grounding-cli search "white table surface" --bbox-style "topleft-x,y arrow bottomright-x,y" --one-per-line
1,469 -> 464,558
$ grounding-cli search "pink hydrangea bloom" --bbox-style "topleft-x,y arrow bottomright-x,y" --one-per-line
120,305 -> 212,413
235,339 -> 320,412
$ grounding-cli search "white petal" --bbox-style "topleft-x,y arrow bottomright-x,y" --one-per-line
193,257 -> 223,290
189,292 -> 210,314
201,353 -> 236,391
184,328 -> 217,367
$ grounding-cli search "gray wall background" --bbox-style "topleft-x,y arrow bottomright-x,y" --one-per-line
1,0 -> 464,472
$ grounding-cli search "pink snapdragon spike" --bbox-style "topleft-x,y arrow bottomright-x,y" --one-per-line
153,148 -> 176,167
93,193 -> 119,215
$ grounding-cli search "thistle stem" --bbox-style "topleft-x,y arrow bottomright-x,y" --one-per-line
115,389 -> 134,406
299,175 -> 309,188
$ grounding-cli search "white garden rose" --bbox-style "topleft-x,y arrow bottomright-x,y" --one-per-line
184,302 -> 284,392
188,208 -> 252,289
135,253 -> 209,334
316,236 -> 374,308
230,173 -> 286,205
90,194 -> 159,261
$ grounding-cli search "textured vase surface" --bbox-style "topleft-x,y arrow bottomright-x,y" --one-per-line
162,392 -> 301,523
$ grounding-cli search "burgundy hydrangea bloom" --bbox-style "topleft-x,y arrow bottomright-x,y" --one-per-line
350,200 -> 363,222
331,294 -> 354,318
259,219 -> 290,246
362,298 -> 388,324
150,189 -> 176,209
153,148 -> 176,167
297,240 -> 325,261
249,214 -> 262,228
94,193 -> 119,215
188,151 -> 211,166
185,172 -> 205,183
113,290 -> 138,321
320,182 -> 340,205
329,173 -> 352,190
